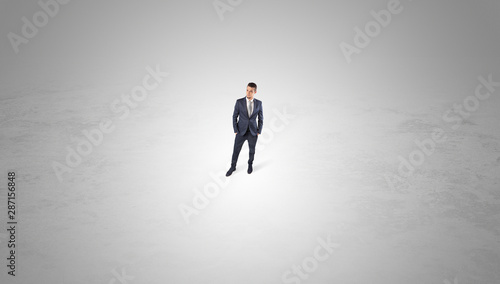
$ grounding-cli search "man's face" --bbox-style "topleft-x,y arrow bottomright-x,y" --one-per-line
246,86 -> 256,99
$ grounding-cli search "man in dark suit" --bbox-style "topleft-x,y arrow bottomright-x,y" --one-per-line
226,82 -> 263,176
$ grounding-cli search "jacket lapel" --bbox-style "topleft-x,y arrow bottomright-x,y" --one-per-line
242,98 -> 257,118
242,98 -> 249,118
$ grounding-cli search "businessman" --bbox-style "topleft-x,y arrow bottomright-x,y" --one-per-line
226,82 -> 263,176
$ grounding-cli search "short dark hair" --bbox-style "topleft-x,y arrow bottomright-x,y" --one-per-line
247,82 -> 257,92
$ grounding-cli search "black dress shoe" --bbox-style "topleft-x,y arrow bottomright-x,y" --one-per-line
247,164 -> 253,174
226,167 -> 236,177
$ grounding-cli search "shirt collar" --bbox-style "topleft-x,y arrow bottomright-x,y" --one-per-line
247,97 -> 254,103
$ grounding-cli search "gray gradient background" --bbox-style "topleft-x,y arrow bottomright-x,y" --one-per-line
1,0 -> 500,283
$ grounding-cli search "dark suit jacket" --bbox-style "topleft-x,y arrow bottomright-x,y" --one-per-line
233,97 -> 263,136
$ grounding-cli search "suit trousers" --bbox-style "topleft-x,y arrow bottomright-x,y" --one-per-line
231,129 -> 258,168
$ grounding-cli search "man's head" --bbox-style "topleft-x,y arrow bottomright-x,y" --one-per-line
246,82 -> 257,100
